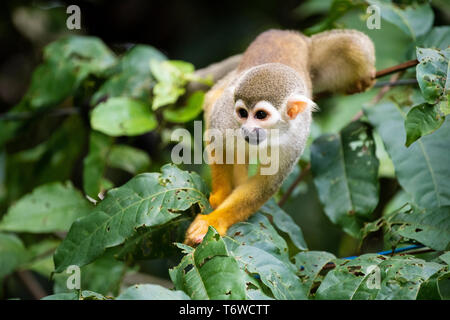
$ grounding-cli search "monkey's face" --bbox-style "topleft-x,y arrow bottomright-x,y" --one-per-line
232,63 -> 315,146
234,99 -> 281,145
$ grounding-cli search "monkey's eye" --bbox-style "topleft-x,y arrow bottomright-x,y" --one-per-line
255,110 -> 268,120
237,108 -> 248,118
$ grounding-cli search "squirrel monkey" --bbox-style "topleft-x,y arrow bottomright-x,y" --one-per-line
184,29 -> 375,245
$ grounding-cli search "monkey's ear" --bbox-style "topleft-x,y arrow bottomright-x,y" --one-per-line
286,94 -> 316,119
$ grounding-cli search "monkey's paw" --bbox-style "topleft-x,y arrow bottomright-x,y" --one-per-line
184,213 -> 228,246
347,70 -> 376,94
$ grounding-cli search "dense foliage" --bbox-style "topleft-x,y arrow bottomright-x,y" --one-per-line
0,0 -> 449,300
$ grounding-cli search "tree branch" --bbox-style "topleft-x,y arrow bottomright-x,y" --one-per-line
278,163 -> 311,207
375,59 -> 418,78
16,270 -> 47,300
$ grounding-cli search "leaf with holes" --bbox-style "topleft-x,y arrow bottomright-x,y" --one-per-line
53,164 -> 210,272
416,47 -> 450,109
226,213 -> 308,300
169,227 -> 249,299
366,102 -> 450,209
388,206 -> 450,251
375,256 -> 443,300
293,251 -> 336,296
404,103 -> 445,147
315,254 -> 385,300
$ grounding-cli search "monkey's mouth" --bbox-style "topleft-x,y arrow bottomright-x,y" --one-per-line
242,128 -> 266,145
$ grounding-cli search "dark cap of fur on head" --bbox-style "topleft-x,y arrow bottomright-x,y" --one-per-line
234,63 -> 306,109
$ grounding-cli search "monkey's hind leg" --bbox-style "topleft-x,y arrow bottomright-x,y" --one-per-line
184,172 -> 276,246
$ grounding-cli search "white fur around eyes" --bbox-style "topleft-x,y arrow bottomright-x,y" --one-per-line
253,100 -> 281,125
234,99 -> 246,109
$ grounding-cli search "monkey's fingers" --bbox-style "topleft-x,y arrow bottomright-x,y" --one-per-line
184,215 -> 210,246
346,76 -> 376,94
184,213 -> 229,246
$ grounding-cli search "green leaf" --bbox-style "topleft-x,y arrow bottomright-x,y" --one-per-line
116,215 -> 192,260
169,227 -> 248,300
42,290 -> 109,300
0,181 -> 92,233
91,45 -> 166,105
366,102 -> 450,209
303,0 -> 364,35
28,35 -> 116,110
44,35 -> 117,77
404,103 -> 445,147
53,164 -> 210,272
163,91 -> 205,123
375,256 -> 442,300
91,97 -> 157,137
83,132 -> 114,199
227,213 -> 292,264
25,61 -> 78,110
150,60 -> 195,110
229,241 -> 308,299
316,254 -> 385,300
389,206 -> 450,251
226,213 -> 308,300
368,0 -> 434,41
416,47 -> 450,109
259,199 -> 308,251
42,292 -> 79,300
117,284 -> 190,300
0,233 -> 29,280
418,26 -> 450,50
23,239 -> 60,278
293,251 -> 336,296
311,121 -> 380,237
53,250 -> 126,296
439,252 -> 450,266
108,144 -> 151,174
417,270 -> 450,300
5,116 -> 87,202
83,133 -> 151,198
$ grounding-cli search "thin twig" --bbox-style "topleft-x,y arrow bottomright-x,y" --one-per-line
373,78 -> 417,87
278,163 -> 311,207
375,59 -> 418,78
16,270 -> 47,300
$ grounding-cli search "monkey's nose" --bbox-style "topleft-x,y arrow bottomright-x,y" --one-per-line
242,127 -> 266,145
